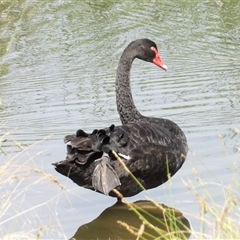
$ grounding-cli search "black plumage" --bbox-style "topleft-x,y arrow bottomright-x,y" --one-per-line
53,39 -> 188,198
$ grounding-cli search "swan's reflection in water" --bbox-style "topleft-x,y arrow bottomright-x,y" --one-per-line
70,200 -> 191,240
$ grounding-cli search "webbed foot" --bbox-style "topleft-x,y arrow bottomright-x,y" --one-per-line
92,153 -> 121,195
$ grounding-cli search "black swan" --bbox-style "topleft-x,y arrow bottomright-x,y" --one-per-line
53,39 -> 188,198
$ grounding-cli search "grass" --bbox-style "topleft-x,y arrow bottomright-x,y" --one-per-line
1,128 -> 239,239
189,129 -> 240,239
113,189 -> 191,240
1,0 -> 239,239
111,128 -> 240,240
111,150 -> 191,240
0,129 -> 67,239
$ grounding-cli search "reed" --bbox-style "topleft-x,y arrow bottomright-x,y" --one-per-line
112,128 -> 240,239
1,128 -> 239,239
112,151 -> 191,240
0,130 -> 66,239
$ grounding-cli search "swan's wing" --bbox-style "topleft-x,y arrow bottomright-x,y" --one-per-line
64,129 -> 100,164
64,134 -> 76,143
54,122 -> 186,197
105,123 -> 186,177
92,154 -> 121,195
106,122 -> 180,155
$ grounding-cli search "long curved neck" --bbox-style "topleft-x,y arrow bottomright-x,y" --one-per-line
115,44 -> 188,153
116,48 -> 142,125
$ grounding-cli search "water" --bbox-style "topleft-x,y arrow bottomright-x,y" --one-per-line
0,0 -> 240,239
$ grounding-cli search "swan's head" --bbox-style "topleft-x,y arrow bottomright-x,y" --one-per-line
133,39 -> 168,71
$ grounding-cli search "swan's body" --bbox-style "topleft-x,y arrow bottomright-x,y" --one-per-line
53,39 -> 188,198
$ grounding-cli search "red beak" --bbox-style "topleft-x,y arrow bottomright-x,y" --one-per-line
151,47 -> 168,71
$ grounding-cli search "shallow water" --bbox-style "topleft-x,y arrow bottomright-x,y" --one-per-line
0,0 -> 240,239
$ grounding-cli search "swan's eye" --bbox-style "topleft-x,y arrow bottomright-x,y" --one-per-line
150,46 -> 157,54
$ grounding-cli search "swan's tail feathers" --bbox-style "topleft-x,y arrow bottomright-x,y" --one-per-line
92,153 -> 121,195
52,160 -> 72,177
